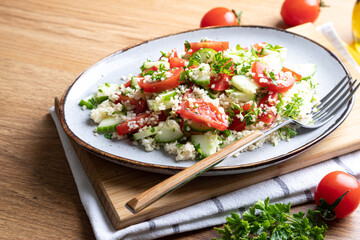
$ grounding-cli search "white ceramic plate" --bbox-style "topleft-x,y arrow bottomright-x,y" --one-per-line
59,26 -> 354,176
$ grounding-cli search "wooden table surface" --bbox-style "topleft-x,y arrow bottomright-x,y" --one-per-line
1,0 -> 359,239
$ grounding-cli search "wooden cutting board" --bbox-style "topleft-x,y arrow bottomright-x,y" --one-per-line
58,23 -> 360,230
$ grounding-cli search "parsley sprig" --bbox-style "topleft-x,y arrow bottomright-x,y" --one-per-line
211,52 -> 233,75
264,43 -> 283,53
214,198 -> 327,240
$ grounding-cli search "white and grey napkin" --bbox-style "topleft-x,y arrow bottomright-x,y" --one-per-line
50,22 -> 360,240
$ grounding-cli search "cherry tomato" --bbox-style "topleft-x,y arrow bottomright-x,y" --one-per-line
258,92 -> 278,124
116,112 -> 166,135
281,0 -> 321,27
179,99 -> 228,131
200,7 -> 239,28
185,41 -> 229,54
114,94 -> 147,114
314,171 -> 360,219
138,68 -> 184,93
251,61 -> 296,93
282,66 -> 302,82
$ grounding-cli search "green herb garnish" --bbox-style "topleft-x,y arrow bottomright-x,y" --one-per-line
185,40 -> 191,52
214,198 -> 327,240
104,133 -> 112,139
281,93 -> 304,119
211,52 -> 233,75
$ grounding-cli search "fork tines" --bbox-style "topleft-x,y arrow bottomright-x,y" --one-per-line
313,75 -> 359,123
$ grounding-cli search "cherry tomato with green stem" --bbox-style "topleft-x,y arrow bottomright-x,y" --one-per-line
281,0 -> 326,27
200,7 -> 241,28
314,171 -> 360,219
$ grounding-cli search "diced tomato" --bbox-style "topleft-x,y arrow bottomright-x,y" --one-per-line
228,117 -> 246,131
178,99 -> 228,131
209,73 -> 231,91
116,111 -> 166,135
251,61 -> 296,93
140,66 -> 159,76
166,49 -> 178,58
228,103 -> 252,131
253,42 -> 266,52
259,92 -> 279,106
185,41 -> 229,55
114,94 -> 147,114
138,68 -> 184,93
282,66 -> 302,81
258,92 -> 278,124
169,57 -> 188,69
123,80 -> 132,88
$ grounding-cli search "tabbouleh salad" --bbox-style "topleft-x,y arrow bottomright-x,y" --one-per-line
79,39 -> 319,161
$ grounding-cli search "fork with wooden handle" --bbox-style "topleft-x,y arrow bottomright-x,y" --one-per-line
125,76 -> 359,214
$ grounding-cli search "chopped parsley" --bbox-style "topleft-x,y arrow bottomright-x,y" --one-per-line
184,40 -> 191,52
279,127 -> 297,141
223,129 -> 231,137
104,133 -> 112,139
176,143 -> 183,148
281,93 -> 304,119
188,52 -> 202,67
264,43 -> 283,53
211,52 -> 233,75
264,69 -> 278,86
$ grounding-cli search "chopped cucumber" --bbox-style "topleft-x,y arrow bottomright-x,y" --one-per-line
193,48 -> 217,63
133,126 -> 160,140
79,94 -> 96,109
292,64 -> 316,80
190,64 -> 212,86
147,90 -> 176,111
191,75 -> 211,86
131,77 -> 139,89
262,46 -> 287,62
97,117 -> 122,133
96,96 -> 109,104
154,120 -> 184,143
227,89 -> 255,102
187,120 -> 213,132
96,83 -> 120,104
191,133 -> 220,158
147,99 -> 173,111
259,53 -> 283,72
143,61 -> 170,70
207,89 -> 218,99
159,90 -> 177,101
230,75 -> 259,94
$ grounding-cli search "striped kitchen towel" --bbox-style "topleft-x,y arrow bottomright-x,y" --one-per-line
50,22 -> 360,240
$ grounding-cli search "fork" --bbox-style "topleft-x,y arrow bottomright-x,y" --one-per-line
125,76 -> 359,214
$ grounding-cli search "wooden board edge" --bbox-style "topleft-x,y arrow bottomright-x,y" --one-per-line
55,96 -> 122,229
71,142 -> 123,229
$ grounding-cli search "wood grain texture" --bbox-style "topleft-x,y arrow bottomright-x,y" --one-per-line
1,0 -> 359,239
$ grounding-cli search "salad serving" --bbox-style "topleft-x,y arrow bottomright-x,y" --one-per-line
79,39 -> 319,161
